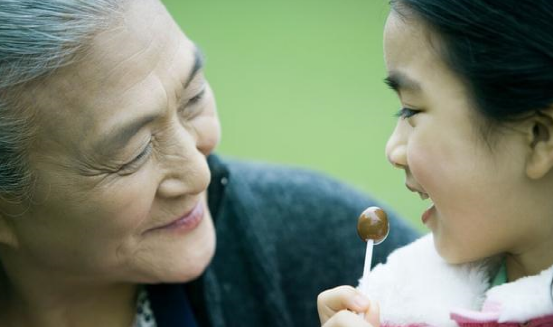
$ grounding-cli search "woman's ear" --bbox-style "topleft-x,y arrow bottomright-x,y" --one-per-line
0,209 -> 19,249
526,108 -> 553,179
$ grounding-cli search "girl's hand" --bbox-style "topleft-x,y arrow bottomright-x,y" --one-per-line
317,285 -> 380,327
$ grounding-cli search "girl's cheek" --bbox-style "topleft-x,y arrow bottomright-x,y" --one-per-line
408,141 -> 435,180
408,141 -> 450,201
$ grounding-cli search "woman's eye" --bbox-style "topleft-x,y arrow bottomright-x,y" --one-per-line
395,107 -> 420,119
119,143 -> 152,174
179,88 -> 206,119
188,89 -> 206,106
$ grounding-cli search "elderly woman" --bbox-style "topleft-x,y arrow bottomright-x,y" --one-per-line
0,1 -> 417,326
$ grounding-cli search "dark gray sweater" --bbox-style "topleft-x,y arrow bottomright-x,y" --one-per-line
149,155 -> 419,327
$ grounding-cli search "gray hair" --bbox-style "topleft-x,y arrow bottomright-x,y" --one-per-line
0,0 -> 127,201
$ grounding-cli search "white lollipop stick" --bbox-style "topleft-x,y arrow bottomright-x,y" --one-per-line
360,239 -> 374,297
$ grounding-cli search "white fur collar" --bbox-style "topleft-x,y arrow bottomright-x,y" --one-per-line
483,264 -> 553,322
358,234 -> 553,326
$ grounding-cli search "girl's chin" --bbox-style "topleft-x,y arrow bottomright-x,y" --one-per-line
434,239 -> 478,265
433,235 -> 462,264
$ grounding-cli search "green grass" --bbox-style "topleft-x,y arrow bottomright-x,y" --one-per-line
162,0 -> 427,231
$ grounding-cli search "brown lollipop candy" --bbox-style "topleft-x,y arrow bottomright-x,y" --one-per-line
357,206 -> 389,245
357,206 -> 390,301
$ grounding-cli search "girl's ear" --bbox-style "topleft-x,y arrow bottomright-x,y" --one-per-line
526,108 -> 553,179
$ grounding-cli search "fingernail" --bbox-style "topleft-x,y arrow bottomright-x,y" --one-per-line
353,295 -> 370,308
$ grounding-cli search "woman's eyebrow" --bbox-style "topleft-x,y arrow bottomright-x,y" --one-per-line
94,47 -> 205,153
185,47 -> 205,88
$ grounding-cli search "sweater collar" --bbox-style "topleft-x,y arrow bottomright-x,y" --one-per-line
207,154 -> 230,223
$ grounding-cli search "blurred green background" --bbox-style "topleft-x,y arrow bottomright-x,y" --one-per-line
162,0 -> 426,231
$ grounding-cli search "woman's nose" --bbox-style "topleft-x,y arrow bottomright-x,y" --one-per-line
195,117 -> 221,157
385,122 -> 408,169
157,124 -> 212,198
193,85 -> 221,157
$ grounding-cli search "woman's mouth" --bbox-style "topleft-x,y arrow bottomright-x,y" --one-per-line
147,201 -> 205,234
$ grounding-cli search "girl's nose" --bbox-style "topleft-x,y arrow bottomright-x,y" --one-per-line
385,123 -> 408,169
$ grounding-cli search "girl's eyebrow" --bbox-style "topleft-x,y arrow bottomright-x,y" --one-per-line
384,71 -> 422,94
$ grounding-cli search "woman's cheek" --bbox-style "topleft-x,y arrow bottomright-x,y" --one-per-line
99,171 -> 158,233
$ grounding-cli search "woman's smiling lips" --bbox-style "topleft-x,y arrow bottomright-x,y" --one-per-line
146,201 -> 205,234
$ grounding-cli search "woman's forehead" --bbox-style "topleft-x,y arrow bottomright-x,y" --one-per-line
77,0 -> 193,95
25,0 -> 197,152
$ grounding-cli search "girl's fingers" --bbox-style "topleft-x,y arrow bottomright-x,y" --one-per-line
364,300 -> 380,327
323,309 -> 375,327
318,285 -> 370,324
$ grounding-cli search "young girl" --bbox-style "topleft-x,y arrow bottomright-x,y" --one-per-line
317,1 -> 553,326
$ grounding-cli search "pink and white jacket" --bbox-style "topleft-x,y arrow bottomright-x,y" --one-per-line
358,235 -> 553,327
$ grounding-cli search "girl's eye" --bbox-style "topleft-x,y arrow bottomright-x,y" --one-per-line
395,107 -> 420,119
119,142 -> 152,174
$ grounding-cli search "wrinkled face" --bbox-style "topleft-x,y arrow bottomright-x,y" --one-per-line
2,0 -> 221,283
383,12 -> 551,264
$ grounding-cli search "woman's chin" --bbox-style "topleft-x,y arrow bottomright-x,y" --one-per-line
135,217 -> 217,284
139,242 -> 216,284
163,229 -> 216,283
175,237 -> 216,282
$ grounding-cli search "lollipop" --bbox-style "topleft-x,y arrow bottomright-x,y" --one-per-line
357,206 -> 389,297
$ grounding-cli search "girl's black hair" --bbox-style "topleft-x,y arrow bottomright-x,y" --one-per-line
390,0 -> 553,304
390,0 -> 553,125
